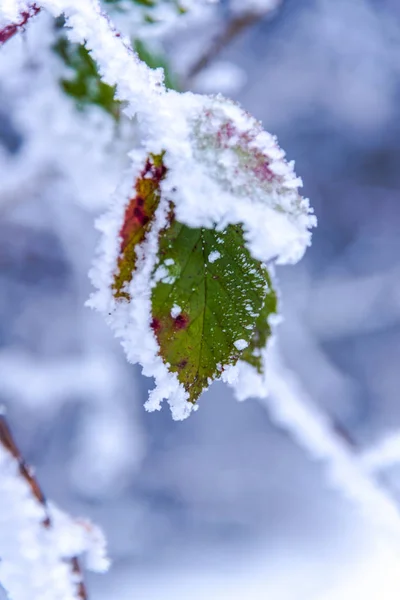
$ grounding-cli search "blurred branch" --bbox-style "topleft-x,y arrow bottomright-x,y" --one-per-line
186,2 -> 282,82
263,348 -> 400,542
360,430 -> 400,474
0,415 -> 88,600
0,5 -> 40,46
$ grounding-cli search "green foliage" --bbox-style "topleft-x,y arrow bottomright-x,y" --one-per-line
152,220 -> 274,403
53,34 -> 178,114
54,36 -> 121,119
113,154 -> 277,405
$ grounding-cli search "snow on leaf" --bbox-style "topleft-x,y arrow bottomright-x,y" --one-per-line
241,270 -> 278,373
165,94 -> 315,267
113,153 -> 166,299
151,216 -> 271,404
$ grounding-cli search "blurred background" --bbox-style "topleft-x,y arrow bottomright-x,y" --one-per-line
2,0 -> 400,597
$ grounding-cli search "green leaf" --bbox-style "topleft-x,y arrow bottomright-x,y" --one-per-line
54,36 -> 121,119
112,154 -> 277,405
241,272 -> 278,373
150,218 -> 272,403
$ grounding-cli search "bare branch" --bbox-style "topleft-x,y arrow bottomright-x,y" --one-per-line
186,3 -> 281,82
0,4 -> 40,46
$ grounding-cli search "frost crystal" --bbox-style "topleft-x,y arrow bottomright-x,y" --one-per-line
234,339 -> 249,351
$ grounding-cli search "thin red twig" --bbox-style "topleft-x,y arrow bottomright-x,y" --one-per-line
0,4 -> 41,46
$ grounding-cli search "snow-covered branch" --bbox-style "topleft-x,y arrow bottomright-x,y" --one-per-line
0,415 -> 109,600
360,431 -> 400,474
260,346 -> 400,545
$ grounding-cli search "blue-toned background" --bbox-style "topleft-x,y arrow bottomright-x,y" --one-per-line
2,0 -> 400,597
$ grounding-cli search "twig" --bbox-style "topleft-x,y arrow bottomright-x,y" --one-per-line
186,3 -> 281,82
0,415 -> 88,600
0,4 -> 40,46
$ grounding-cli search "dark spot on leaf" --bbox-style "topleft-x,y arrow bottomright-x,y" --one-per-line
174,313 -> 189,330
133,206 -> 144,219
151,317 -> 161,333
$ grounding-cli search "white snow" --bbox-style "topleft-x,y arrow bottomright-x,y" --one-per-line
171,304 -> 182,318
234,339 -> 249,351
0,1 -> 30,24
208,250 -> 221,263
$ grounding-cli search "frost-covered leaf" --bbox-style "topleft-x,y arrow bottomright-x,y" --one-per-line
151,218 -> 272,403
110,153 -> 275,405
113,153 -> 166,298
89,80 -> 314,418
162,95 -> 316,267
241,270 -> 278,373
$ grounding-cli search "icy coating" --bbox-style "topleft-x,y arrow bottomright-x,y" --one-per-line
0,0 -> 316,419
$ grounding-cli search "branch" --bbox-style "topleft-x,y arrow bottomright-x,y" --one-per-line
360,430 -> 400,474
186,2 -> 282,82
262,347 -> 400,541
0,415 -> 91,600
0,4 -> 40,46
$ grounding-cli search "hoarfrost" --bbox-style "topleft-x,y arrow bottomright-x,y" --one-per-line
208,250 -> 221,263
